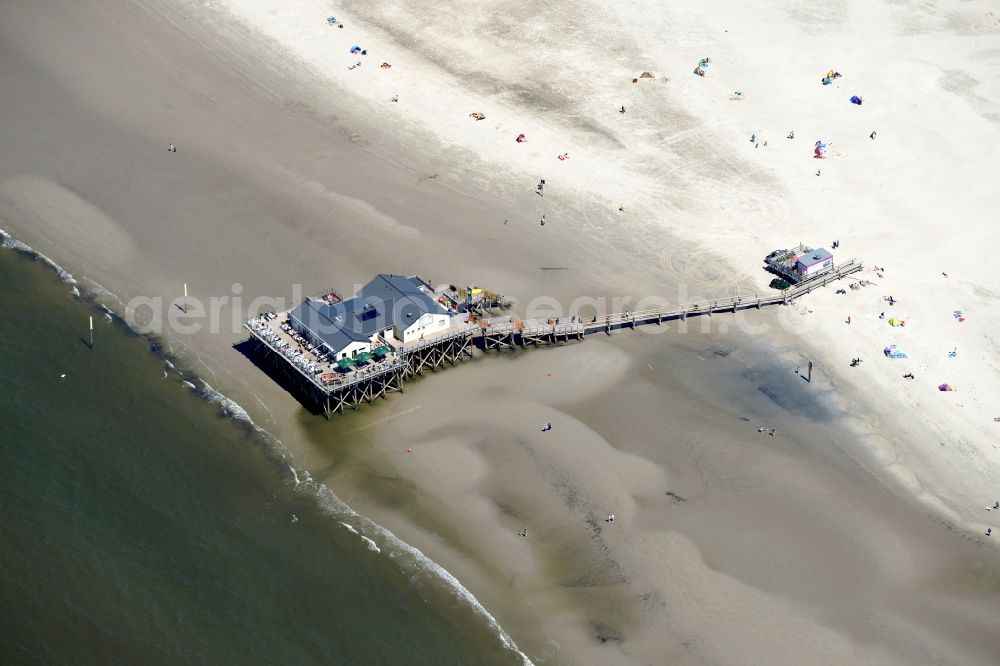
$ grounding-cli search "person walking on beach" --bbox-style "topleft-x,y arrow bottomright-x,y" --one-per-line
619,105 -> 627,114
167,143 -> 176,152
870,131 -> 877,140
540,214 -> 546,226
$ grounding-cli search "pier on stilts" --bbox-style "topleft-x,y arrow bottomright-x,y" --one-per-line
242,259 -> 863,418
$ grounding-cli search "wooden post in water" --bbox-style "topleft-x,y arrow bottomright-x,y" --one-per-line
89,316 -> 94,348
183,283 -> 189,313
807,361 -> 813,383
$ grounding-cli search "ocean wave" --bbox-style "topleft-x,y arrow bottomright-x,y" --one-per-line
361,535 -> 381,554
0,224 -> 532,666
198,379 -> 254,424
313,485 -> 533,665
0,226 -> 78,284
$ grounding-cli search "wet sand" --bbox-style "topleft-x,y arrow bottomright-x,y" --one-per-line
312,326 -> 1000,664
2,0 -> 999,663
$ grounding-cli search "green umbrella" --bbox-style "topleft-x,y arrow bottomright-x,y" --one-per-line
336,357 -> 356,370
355,351 -> 373,364
372,346 -> 390,357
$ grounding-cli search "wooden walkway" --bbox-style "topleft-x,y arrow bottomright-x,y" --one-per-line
480,259 -> 863,342
244,259 -> 863,417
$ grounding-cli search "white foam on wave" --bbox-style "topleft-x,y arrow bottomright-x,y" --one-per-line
199,379 -> 253,424
70,286 -> 81,298
1,223 -> 530,663
308,483 -> 533,665
361,535 -> 381,554
339,521 -> 359,535
0,226 -> 77,284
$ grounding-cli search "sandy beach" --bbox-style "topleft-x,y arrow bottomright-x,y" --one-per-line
3,0 -> 1000,663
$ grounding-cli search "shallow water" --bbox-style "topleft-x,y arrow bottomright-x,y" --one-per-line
0,248 -> 524,664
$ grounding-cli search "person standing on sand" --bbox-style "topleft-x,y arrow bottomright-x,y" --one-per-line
167,143 -> 176,152
870,131 -> 877,140
540,214 -> 545,226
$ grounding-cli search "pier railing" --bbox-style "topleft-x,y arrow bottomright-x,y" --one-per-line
477,259 -> 863,337
244,323 -> 407,393
397,325 -> 478,354
245,259 -> 863,413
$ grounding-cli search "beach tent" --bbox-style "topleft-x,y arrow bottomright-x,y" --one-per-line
822,77 -> 833,85
850,95 -> 863,105
640,71 -> 655,79
693,67 -> 705,77
515,133 -> 526,143
938,383 -> 954,392
887,317 -> 903,326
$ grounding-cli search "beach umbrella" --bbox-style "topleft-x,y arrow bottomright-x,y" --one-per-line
355,351 -> 373,364
337,357 -> 356,370
372,345 -> 390,357
850,95 -> 863,105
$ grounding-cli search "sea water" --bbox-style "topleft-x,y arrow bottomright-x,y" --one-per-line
0,247 -> 524,664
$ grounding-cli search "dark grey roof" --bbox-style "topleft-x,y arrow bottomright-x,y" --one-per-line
354,274 -> 448,329
288,299 -> 371,355
289,275 -> 448,353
